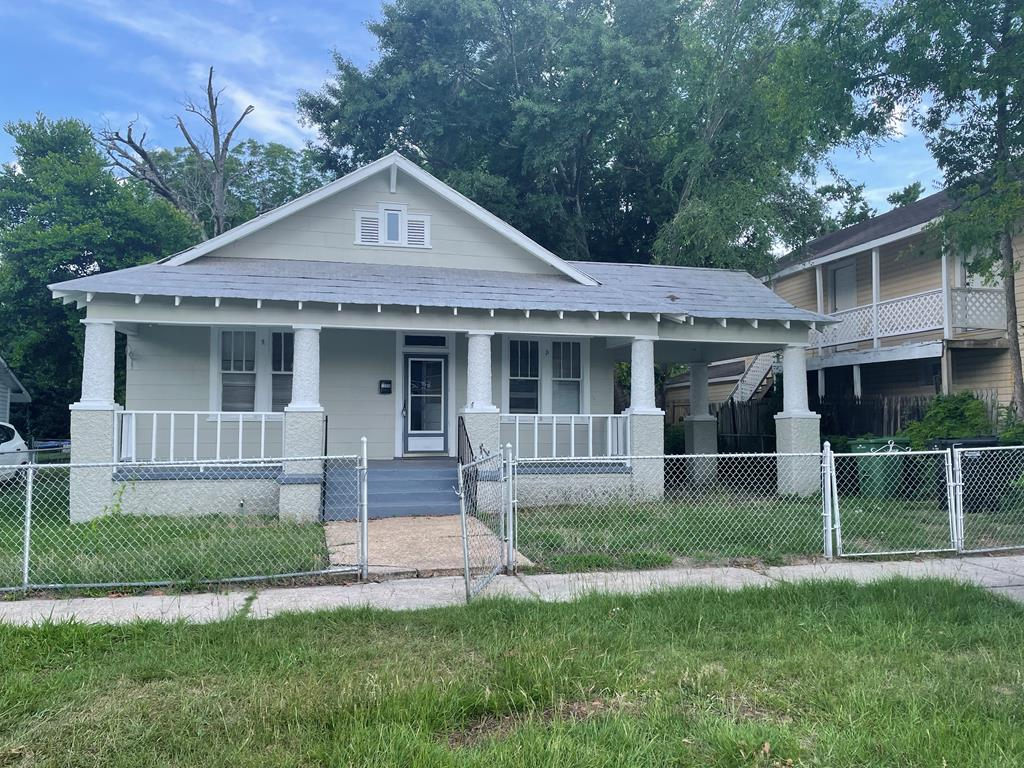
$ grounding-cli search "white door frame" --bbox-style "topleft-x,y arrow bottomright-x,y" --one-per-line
393,331 -> 457,457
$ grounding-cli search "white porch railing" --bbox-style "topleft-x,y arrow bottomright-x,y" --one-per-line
500,414 -> 629,459
115,411 -> 284,462
951,287 -> 1006,331
814,289 -> 944,348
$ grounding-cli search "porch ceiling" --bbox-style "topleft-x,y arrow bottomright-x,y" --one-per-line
51,256 -> 831,326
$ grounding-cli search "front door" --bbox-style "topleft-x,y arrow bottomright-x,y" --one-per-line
405,355 -> 447,453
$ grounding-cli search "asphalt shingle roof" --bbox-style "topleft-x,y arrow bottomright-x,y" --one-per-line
51,256 -> 829,324
774,189 -> 951,272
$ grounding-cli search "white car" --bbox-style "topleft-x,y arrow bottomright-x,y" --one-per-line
0,422 -> 29,480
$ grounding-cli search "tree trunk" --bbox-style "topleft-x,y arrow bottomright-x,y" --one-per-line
1001,228 -> 1024,416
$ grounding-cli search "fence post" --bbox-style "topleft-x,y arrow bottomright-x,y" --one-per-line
503,442 -> 516,574
821,442 -> 833,560
948,447 -> 963,553
22,464 -> 33,591
457,462 -> 471,602
359,436 -> 369,580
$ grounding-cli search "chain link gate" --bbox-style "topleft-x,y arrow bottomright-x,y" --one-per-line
458,445 -> 514,600
953,445 -> 1024,554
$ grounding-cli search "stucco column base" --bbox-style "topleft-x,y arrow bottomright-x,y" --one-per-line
459,410 -> 501,459
683,415 -> 718,455
682,415 -> 718,487
775,413 -> 821,497
280,409 -> 325,523
627,411 -> 664,500
69,407 -> 116,523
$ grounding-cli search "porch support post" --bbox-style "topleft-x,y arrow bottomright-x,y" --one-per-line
460,331 -> 500,457
70,319 -> 118,523
281,324 -> 325,523
871,247 -> 881,349
627,336 -> 664,497
465,332 -> 497,412
683,362 -> 717,455
775,345 -> 820,496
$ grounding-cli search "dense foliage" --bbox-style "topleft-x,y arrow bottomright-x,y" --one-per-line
0,117 -> 197,437
299,0 -> 888,272
902,392 -> 994,449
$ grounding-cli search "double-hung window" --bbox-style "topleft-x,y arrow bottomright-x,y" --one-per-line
508,340 -> 540,414
551,341 -> 582,414
220,330 -> 256,412
215,329 -> 294,413
505,338 -> 586,414
270,331 -> 294,412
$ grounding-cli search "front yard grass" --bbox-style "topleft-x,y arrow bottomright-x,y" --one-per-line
0,473 -> 329,588
2,579 -> 1023,766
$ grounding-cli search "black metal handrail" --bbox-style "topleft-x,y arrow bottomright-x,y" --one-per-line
457,416 -> 475,466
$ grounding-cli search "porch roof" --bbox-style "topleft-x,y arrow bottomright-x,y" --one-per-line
51,256 -> 829,324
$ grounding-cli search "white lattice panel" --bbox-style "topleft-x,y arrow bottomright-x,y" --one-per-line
878,290 -> 943,336
952,288 -> 1006,331
820,305 -> 873,346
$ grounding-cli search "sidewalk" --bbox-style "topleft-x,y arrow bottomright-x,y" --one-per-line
2,555 -> 1023,626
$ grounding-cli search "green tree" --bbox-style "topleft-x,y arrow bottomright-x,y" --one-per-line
300,0 -> 885,270
0,116 -> 196,436
887,181 -> 925,208
883,0 -> 1024,412
653,0 -> 887,273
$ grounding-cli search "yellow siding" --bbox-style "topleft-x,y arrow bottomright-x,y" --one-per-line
771,271 -> 816,311
878,235 -> 942,301
951,348 -> 1011,404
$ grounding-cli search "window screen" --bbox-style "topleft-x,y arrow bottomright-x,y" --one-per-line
508,339 -> 539,414
271,331 -> 294,412
221,331 -> 256,411
552,341 -> 581,414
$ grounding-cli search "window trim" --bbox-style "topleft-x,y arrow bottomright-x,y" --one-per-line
354,202 -> 432,249
500,336 -> 590,415
209,327 -> 293,416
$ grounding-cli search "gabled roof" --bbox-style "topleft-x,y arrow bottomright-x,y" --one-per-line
772,189 -> 951,277
163,152 -> 600,287
0,356 -> 30,404
49,256 -> 830,324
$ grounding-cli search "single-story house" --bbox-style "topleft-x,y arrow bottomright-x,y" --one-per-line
50,152 -> 828,522
0,356 -> 31,424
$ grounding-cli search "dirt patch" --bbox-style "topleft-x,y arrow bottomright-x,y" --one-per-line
447,694 -> 635,749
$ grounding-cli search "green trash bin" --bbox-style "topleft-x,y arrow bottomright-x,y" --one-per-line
850,437 -> 911,498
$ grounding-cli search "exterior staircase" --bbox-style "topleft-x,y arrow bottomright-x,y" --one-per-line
729,352 -> 779,402
365,459 -> 460,518
318,458 -> 460,522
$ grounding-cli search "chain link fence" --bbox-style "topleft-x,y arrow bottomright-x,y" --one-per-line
831,449 -> 956,557
954,445 -> 1024,554
0,455 -> 361,592
514,453 -> 825,572
458,450 -> 509,598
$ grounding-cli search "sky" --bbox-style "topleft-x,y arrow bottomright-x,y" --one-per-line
0,0 -> 943,215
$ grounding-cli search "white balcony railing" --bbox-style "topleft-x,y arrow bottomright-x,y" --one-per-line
115,411 -> 284,462
814,289 -> 944,348
500,414 -> 629,459
951,287 -> 1006,331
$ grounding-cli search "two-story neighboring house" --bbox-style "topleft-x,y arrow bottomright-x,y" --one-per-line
666,189 -> 1017,420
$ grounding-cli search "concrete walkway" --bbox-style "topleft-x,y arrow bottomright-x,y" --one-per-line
2,555 -> 1024,626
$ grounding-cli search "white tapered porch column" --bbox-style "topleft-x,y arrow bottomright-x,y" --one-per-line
281,324 -> 325,523
464,331 -> 497,412
775,345 -> 820,495
626,336 -> 664,496
70,319 -> 118,522
460,331 -> 499,457
683,361 -> 717,455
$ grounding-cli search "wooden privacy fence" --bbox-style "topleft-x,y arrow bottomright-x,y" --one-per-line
711,390 -> 1000,446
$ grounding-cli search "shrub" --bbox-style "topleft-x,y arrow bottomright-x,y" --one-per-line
902,392 -> 993,450
665,423 -> 687,454
997,406 -> 1024,445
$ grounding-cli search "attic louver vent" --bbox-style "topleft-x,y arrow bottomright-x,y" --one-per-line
357,212 -> 380,245
354,207 -> 431,248
406,217 -> 427,247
